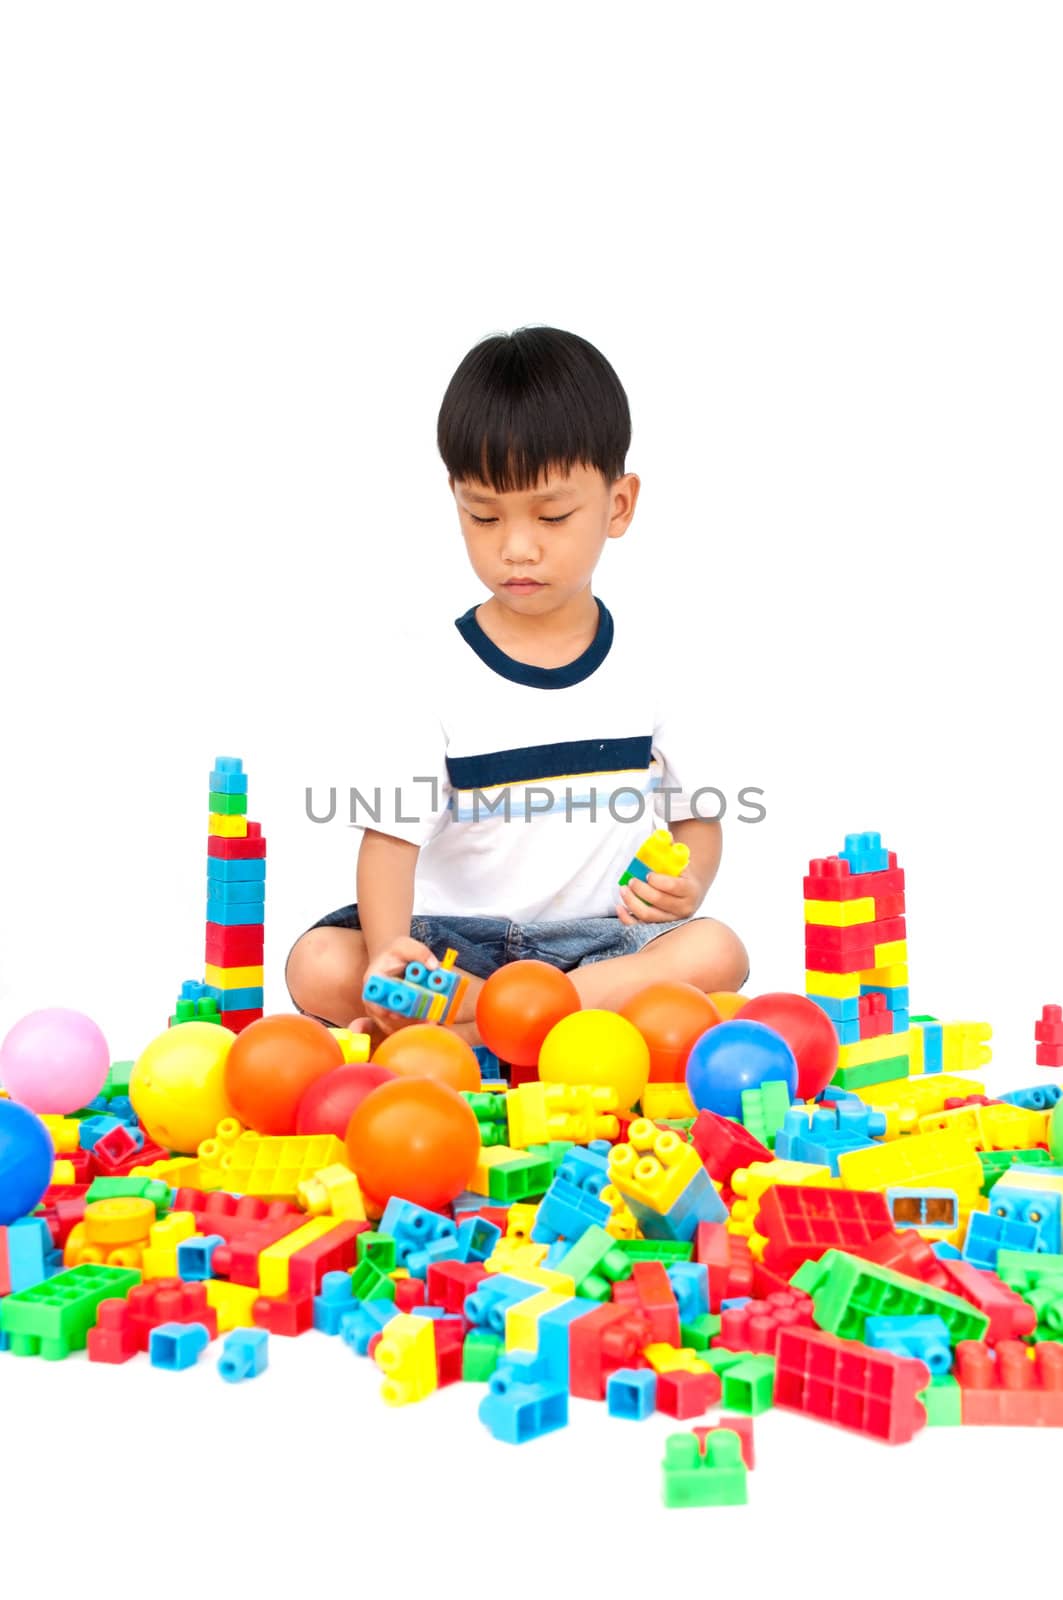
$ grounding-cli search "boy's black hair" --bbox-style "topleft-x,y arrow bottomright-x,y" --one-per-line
437,325 -> 631,492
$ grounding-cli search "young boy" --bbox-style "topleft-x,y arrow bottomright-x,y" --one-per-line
286,325 -> 749,1050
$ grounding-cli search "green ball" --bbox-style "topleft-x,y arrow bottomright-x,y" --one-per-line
1050,1097 -> 1063,1162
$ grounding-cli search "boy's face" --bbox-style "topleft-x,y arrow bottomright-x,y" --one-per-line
450,462 -> 640,617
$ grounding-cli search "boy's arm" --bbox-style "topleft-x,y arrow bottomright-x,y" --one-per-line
670,817 -> 722,905
617,817 -> 721,924
356,829 -> 421,960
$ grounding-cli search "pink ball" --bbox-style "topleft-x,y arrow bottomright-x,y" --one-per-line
0,1008 -> 111,1114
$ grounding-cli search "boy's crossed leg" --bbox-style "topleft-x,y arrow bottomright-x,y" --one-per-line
286,918 -> 749,1054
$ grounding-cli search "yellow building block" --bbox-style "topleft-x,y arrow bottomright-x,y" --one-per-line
204,963 -> 264,989
51,1160 -> 77,1185
484,1238 -> 550,1275
506,1082 -> 620,1149
505,1290 -> 573,1351
640,1083 -> 696,1120
728,1160 -> 833,1237
374,1313 -> 438,1406
298,1163 -> 366,1220
258,1217 -> 343,1296
858,1073 -> 986,1123
837,1032 -> 913,1071
607,1119 -> 706,1217
636,828 -> 691,877
205,1279 -> 260,1331
804,897 -> 876,927
469,1144 -> 529,1195
917,1103 -> 1047,1152
601,1184 -> 639,1239
940,1021 -> 993,1074
643,1343 -> 710,1375
130,1155 -> 208,1188
861,963 -> 909,988
39,1115 -> 80,1154
326,1028 -> 372,1065
806,971 -> 862,999
873,940 -> 908,966
141,1211 -> 198,1278
203,1129 -> 347,1201
505,1203 -> 540,1240
208,813 -> 248,837
837,1130 -> 982,1202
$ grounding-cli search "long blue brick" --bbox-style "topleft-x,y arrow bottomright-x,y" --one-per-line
204,899 -> 265,927
204,985 -> 265,1012
207,858 -> 267,884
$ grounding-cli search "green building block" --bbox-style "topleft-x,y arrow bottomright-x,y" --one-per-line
830,1054 -> 911,1092
613,1239 -> 695,1265
349,1257 -> 396,1303
720,1354 -> 776,1414
209,790 -> 248,814
356,1232 -> 397,1271
662,1430 -> 748,1508
740,1079 -> 792,1150
487,1153 -> 553,1203
525,1141 -> 575,1177
921,1376 -> 962,1426
463,1092 -> 510,1148
701,1347 -> 747,1377
557,1225 -> 632,1301
102,1061 -> 134,1099
170,998 -> 221,1026
462,1331 -> 503,1382
996,1249 -> 1063,1338
680,1314 -> 723,1351
792,1249 -> 990,1344
0,1264 -> 141,1359
85,1176 -> 171,1212
978,1147 -> 1054,1195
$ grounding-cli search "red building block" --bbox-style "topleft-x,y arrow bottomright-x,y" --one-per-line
656,1367 -> 721,1420
714,1289 -> 815,1355
955,1340 -> 1063,1425
847,1225 -> 951,1288
92,1125 -> 169,1177
287,1222 -> 368,1295
751,1260 -> 794,1301
433,1316 -> 465,1387
804,917 -> 906,963
216,1008 -> 264,1035
205,922 -> 264,966
801,944 -> 876,976
774,1324 -> 929,1444
253,1290 -> 315,1336
87,1278 -> 219,1363
691,1112 -> 771,1186
1035,1005 -> 1063,1068
426,1260 -> 488,1313
803,856 -> 905,903
695,1222 -> 755,1310
568,1305 -> 651,1400
935,1259 -> 1037,1342
394,1278 -> 427,1312
756,1185 -> 894,1277
693,1414 -> 756,1468
214,1217 -> 310,1285
615,1261 -> 681,1347
208,824 -> 266,860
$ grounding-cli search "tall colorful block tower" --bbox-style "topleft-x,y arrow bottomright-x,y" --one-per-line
171,757 -> 266,1033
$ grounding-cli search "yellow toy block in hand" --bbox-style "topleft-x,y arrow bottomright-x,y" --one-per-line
375,1313 -> 438,1406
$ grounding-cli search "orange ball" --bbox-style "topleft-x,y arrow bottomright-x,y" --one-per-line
708,991 -> 748,1022
345,1077 -> 481,1211
619,982 -> 722,1082
475,960 -> 580,1066
372,1024 -> 481,1093
224,1014 -> 344,1136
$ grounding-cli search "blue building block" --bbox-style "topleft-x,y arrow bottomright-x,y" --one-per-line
177,1234 -> 224,1282
338,1299 -> 399,1355
177,979 -> 215,1004
464,1275 -> 539,1336
839,832 -> 890,874
473,1045 -> 503,1081
775,1102 -> 887,1175
667,1262 -> 709,1322
106,1095 -> 138,1125
204,898 -> 265,927
314,1271 -> 356,1334
532,1146 -> 611,1244
3,1217 -> 51,1293
203,985 -> 266,1013
456,1215 -> 502,1264
149,1321 -> 211,1370
720,1296 -> 753,1313
864,1313 -> 953,1375
861,984 -> 910,1012
607,1367 -> 657,1419
931,1240 -> 963,1260
218,1327 -> 269,1382
807,993 -> 862,1023
1000,1084 -> 1063,1112
206,855 -> 266,884
203,878 -> 265,905
962,1209 -> 1040,1269
478,1352 -> 569,1444
622,1165 -> 727,1244
210,757 -> 248,794
886,1187 -> 959,1231
913,1019 -> 943,1074
78,1114 -> 124,1152
406,1237 -> 462,1280
410,1305 -> 449,1320
989,1168 -> 1063,1255
379,1197 -> 459,1271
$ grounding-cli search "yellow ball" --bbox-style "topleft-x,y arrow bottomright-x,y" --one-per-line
130,1021 -> 237,1154
538,1009 -> 651,1110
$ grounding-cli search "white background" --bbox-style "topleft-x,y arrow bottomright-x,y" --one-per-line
1,4 -> 1061,1596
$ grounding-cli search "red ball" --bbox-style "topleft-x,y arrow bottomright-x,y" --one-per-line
619,983 -> 721,1082
372,1024 -> 481,1092
475,960 -> 580,1066
295,1062 -> 397,1139
345,1077 -> 480,1211
224,1014 -> 344,1136
738,992 -> 839,1100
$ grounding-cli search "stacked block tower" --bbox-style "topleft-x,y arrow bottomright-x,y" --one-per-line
171,757 -> 266,1033
804,830 -> 990,1090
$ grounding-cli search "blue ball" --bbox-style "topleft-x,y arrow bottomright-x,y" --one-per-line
685,1019 -> 798,1120
0,1099 -> 54,1225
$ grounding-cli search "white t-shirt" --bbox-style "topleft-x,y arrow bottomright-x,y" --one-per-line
361,595 -> 715,923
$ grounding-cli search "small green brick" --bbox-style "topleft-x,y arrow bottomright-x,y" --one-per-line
487,1153 -> 553,1203
349,1258 -> 396,1302
613,1239 -> 695,1265
662,1430 -> 748,1508
830,1054 -> 912,1091
921,1376 -> 962,1426
356,1232 -> 397,1271
102,1061 -> 134,1099
741,1079 -> 792,1149
680,1314 -> 722,1351
86,1176 -> 171,1213
462,1331 -> 504,1382
209,790 -> 248,814
720,1354 -> 776,1414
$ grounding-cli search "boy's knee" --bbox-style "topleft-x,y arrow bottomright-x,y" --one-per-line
285,926 -> 366,1026
688,919 -> 749,994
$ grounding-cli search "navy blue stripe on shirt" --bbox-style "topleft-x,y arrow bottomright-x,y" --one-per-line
446,735 -> 653,792
453,597 -> 614,689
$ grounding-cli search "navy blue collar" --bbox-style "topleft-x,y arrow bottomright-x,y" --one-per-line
454,597 -> 614,689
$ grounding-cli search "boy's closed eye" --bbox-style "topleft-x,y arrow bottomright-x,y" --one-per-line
468,512 -> 573,526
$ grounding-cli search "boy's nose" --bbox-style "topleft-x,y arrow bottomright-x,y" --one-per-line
500,524 -> 542,561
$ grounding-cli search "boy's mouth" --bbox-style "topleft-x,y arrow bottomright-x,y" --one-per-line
503,579 -> 545,590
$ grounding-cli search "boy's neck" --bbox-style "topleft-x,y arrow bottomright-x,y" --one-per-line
474,587 -> 601,669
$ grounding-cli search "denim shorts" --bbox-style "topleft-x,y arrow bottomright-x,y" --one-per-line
304,903 -> 711,982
